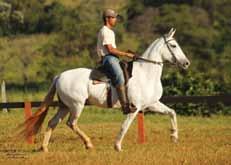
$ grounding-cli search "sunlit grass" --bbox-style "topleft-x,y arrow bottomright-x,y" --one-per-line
46,0 -> 81,8
5,90 -> 46,102
0,108 -> 230,165
46,0 -> 127,10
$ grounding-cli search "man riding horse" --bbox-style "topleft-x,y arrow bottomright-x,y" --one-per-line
17,7 -> 190,152
97,9 -> 137,114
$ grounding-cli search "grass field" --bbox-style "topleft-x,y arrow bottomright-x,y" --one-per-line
0,107 -> 230,165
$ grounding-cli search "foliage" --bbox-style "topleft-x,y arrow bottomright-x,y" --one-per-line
0,1 -> 24,35
0,0 -> 230,115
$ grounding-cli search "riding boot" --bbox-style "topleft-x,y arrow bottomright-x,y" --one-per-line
116,85 -> 137,114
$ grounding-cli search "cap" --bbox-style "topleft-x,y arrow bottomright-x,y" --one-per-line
103,9 -> 118,18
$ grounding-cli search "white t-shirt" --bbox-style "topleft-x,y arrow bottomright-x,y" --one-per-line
97,26 -> 116,58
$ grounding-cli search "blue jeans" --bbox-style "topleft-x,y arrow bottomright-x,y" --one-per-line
102,54 -> 125,86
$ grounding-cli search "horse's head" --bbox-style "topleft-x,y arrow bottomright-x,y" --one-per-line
161,28 -> 190,69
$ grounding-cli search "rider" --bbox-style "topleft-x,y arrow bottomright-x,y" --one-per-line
97,9 -> 137,114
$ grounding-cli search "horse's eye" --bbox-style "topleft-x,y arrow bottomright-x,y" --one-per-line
170,44 -> 176,48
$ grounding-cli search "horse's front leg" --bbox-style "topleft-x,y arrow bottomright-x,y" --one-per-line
114,110 -> 139,152
146,101 -> 178,142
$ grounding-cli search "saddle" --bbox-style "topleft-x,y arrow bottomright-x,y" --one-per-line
89,60 -> 133,107
90,60 -> 133,85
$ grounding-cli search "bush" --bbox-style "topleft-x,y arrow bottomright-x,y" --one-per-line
162,70 -> 231,115
0,1 -> 24,35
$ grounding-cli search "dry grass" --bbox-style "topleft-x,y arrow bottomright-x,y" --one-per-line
0,108 -> 230,165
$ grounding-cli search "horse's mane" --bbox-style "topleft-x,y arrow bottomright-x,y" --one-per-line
141,38 -> 162,59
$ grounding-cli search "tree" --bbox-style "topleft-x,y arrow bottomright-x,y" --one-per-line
0,1 -> 23,35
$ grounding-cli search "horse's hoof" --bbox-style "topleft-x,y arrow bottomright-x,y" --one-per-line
43,147 -> 49,153
170,135 -> 178,143
85,142 -> 94,150
114,144 -> 122,152
38,146 -> 49,152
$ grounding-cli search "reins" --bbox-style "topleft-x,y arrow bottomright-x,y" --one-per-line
135,56 -> 164,65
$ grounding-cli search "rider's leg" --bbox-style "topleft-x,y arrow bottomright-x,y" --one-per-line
116,84 -> 136,114
102,55 -> 136,114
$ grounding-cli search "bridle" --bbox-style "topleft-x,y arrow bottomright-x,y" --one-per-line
134,35 -> 178,66
163,35 -> 178,65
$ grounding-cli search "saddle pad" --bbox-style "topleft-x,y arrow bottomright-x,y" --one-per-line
89,66 -> 110,83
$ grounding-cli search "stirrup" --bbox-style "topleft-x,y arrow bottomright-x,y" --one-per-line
129,103 -> 137,113
122,103 -> 137,115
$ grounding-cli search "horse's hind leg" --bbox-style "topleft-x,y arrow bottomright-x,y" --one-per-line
66,102 -> 93,149
41,107 -> 68,152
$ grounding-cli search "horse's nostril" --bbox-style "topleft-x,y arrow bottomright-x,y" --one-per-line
183,61 -> 190,68
185,61 -> 190,66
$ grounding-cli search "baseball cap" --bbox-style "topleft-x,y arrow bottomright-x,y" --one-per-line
103,9 -> 118,18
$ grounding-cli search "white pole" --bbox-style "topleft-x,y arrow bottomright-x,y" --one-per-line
1,80 -> 8,112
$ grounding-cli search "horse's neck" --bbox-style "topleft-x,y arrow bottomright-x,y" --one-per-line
141,38 -> 163,61
133,39 -> 164,82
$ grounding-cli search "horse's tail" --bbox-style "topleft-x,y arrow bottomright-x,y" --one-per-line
18,76 -> 59,140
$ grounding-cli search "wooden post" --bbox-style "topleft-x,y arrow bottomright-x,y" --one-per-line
24,101 -> 34,144
137,111 -> 145,144
1,80 -> 8,112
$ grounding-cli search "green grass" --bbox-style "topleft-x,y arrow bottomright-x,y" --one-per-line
0,107 -> 230,165
46,0 -> 128,9
4,90 -> 47,102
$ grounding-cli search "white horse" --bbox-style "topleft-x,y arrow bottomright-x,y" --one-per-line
20,28 -> 190,152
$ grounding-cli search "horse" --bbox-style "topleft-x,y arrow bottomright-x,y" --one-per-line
19,28 -> 190,152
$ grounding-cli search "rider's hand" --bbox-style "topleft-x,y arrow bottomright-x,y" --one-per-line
132,54 -> 138,61
126,51 -> 138,61
126,52 -> 135,59
126,50 -> 138,60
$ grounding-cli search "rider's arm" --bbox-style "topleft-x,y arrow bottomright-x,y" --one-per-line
105,44 -> 134,58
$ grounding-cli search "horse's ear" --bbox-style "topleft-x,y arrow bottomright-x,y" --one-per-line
167,28 -> 176,38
